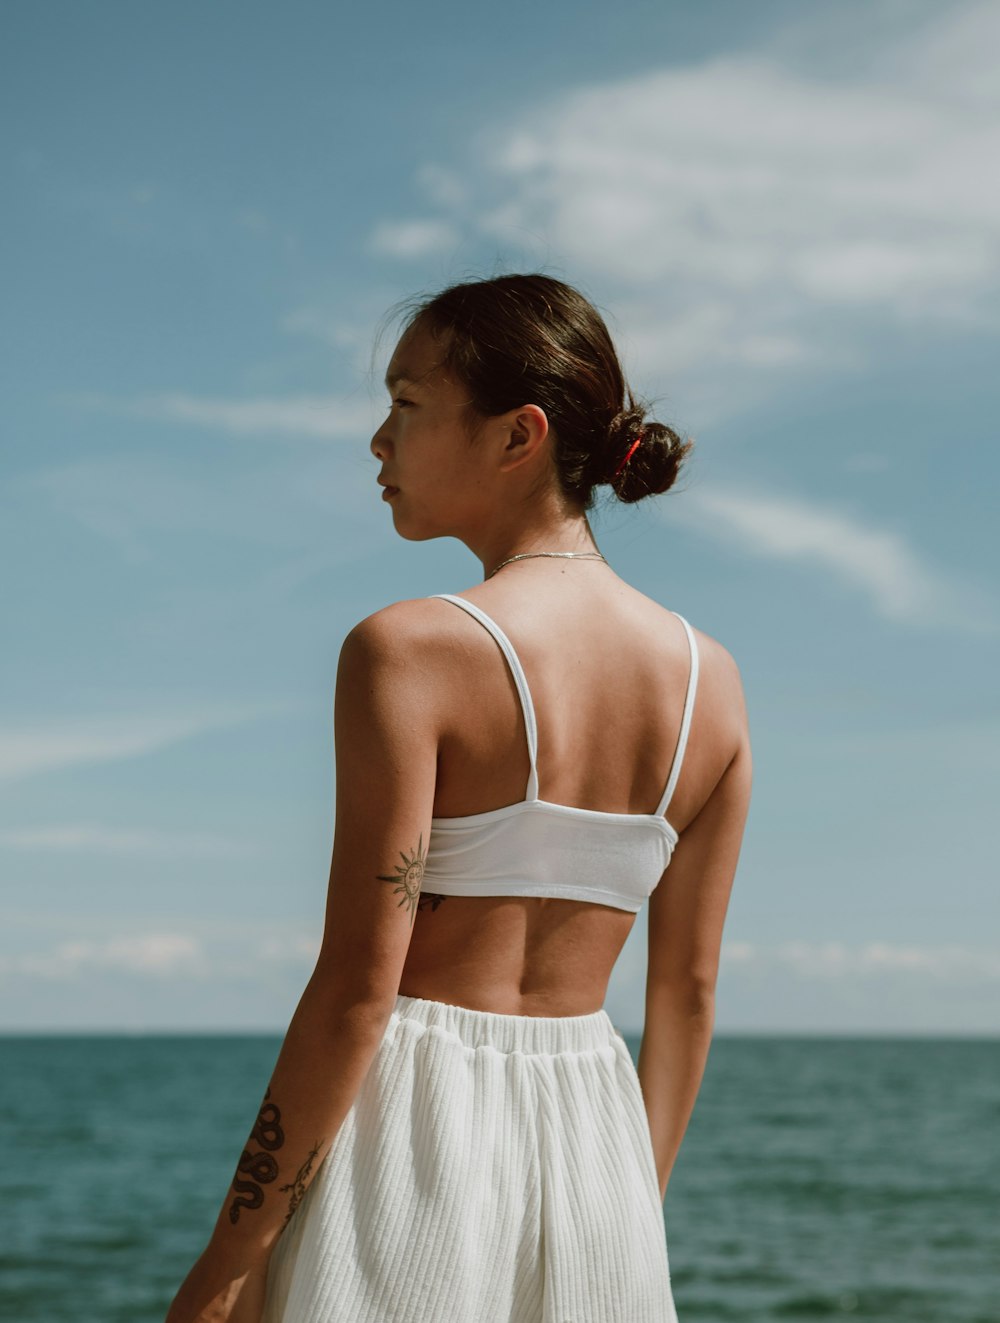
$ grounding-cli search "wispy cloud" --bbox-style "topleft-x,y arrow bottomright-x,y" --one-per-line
76,390 -> 380,440
668,484 -> 996,630
0,823 -> 252,858
12,444 -> 384,567
722,939 -> 1000,983
0,704 -> 291,783
7,929 -> 996,1004
367,219 -> 460,260
5,932 -> 206,979
17,144 -> 301,255
0,926 -> 321,981
367,4 -> 1000,413
280,308 -> 367,351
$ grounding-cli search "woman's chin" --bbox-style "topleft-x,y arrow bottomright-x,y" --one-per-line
389,513 -> 440,543
382,495 -> 451,543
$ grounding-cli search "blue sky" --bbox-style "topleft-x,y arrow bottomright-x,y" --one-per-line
2,0 -> 997,1034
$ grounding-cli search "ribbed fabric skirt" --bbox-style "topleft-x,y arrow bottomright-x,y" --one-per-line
261,992 -> 679,1322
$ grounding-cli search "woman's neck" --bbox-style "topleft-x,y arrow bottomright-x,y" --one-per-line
471,508 -> 600,582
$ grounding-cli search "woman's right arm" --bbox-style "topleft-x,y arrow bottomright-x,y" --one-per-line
638,645 -> 752,1200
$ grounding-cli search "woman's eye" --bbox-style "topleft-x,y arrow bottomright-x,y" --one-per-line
393,397 -> 413,408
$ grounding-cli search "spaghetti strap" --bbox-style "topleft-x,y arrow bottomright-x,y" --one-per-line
428,594 -> 540,801
655,612 -> 700,819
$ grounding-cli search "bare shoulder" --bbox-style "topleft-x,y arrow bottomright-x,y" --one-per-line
633,586 -> 744,694
343,596 -> 447,650
690,622 -> 746,703
337,597 -> 458,702
688,627 -> 751,787
637,590 -> 750,750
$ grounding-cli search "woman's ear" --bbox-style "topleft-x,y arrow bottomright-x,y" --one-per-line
497,403 -> 549,473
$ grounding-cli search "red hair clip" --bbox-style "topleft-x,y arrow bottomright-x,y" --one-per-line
613,431 -> 644,479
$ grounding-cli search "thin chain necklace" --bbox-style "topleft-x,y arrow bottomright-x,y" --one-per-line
485,549 -> 608,580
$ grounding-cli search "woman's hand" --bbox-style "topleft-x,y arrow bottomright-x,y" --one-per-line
164,1245 -> 270,1323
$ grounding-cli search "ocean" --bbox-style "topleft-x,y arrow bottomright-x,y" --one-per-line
2,1033 -> 997,1322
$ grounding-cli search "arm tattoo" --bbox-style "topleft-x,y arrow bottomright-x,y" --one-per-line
376,833 -> 436,924
228,1086 -> 286,1224
417,892 -> 448,912
279,1142 -> 322,1227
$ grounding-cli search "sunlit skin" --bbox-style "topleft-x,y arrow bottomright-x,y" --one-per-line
165,308 -> 751,1323
371,315 -> 750,1201
372,321 -> 602,567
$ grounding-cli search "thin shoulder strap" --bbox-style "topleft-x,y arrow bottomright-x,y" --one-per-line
428,594 -> 539,801
655,612 -> 700,818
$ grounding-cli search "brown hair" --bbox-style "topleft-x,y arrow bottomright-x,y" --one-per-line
390,273 -> 693,510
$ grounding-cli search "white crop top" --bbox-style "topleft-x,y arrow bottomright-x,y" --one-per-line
421,593 -> 700,913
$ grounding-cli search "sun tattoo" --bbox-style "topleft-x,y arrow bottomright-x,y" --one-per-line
376,834 -> 431,923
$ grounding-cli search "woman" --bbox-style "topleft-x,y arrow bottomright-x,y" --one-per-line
165,273 -> 751,1323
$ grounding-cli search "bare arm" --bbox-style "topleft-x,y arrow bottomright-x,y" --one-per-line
165,603 -> 442,1323
638,647 -> 752,1201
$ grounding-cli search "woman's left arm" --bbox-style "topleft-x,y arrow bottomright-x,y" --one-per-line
165,603 -> 443,1323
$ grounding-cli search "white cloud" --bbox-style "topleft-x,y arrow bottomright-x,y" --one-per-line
0,924 -> 321,983
0,823 -> 251,858
258,932 -> 322,966
864,0 -> 1000,109
280,307 -> 367,350
721,938 -> 1000,983
668,484 -> 996,630
78,390 -> 380,440
480,23 -> 1000,314
4,920 -> 995,1032
416,164 -> 469,211
14,442 -> 386,570
8,933 -> 205,979
367,219 -> 460,260
369,4 -> 1000,410
0,704 -> 289,782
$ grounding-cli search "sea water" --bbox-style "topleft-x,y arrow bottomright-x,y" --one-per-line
2,1033 -> 997,1322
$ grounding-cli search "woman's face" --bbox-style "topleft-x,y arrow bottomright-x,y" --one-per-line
371,322 -> 490,541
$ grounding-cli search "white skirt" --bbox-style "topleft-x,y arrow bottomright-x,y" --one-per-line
261,992 -> 679,1322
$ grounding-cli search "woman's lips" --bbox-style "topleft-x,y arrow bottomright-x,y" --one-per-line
381,485 -> 399,500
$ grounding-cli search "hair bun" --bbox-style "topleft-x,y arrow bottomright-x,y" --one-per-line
393,272 -> 690,511
601,405 -> 694,503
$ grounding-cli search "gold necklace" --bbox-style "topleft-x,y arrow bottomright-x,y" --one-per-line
485,549 -> 608,580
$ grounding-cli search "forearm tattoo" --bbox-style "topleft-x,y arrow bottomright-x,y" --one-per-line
279,1143 -> 322,1227
376,833 -> 446,922
227,1086 -> 325,1233
228,1086 -> 285,1224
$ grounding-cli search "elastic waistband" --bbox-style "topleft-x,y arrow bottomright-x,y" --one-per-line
390,992 -> 621,1055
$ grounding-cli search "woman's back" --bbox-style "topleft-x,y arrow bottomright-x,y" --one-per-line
395,566 -> 745,1016
166,273 -> 750,1322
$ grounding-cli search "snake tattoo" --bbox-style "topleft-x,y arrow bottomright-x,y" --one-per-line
228,1086 -> 286,1224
